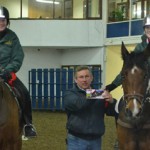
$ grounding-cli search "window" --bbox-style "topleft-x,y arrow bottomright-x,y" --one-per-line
131,0 -> 148,19
64,0 -> 73,18
83,0 -> 101,19
108,0 -> 129,22
2,0 -> 102,20
108,0 -> 150,22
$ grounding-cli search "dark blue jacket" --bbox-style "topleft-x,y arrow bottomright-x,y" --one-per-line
64,84 -> 116,139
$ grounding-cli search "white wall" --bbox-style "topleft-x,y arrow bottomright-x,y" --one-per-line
10,20 -> 104,47
17,48 -> 62,88
16,46 -> 105,89
9,18 -> 108,89
61,47 -> 104,68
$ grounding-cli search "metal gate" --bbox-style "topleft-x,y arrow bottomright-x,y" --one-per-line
29,68 -> 102,110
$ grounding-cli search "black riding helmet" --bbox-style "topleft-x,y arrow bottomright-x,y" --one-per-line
0,6 -> 9,25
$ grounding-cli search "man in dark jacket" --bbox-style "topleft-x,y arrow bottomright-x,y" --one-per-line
64,65 -> 117,150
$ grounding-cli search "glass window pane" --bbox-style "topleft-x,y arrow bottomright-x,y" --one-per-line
131,0 -> 148,19
54,0 -> 64,19
131,0 -> 142,19
108,0 -> 129,22
64,0 -> 73,18
73,0 -> 84,18
144,0 -> 147,17
22,0 -> 73,19
87,0 -> 100,18
27,0 -> 54,19
147,0 -> 150,16
1,0 -> 21,18
22,0 -> 29,18
2,0 -> 101,20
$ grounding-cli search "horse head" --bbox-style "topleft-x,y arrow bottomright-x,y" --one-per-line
121,42 -> 150,120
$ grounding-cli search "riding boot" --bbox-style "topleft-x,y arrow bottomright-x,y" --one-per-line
23,91 -> 37,138
13,78 -> 37,138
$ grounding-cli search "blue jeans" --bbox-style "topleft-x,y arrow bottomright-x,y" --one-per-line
67,133 -> 102,150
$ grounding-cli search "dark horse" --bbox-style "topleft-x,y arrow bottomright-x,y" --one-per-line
117,42 -> 150,150
0,79 -> 23,150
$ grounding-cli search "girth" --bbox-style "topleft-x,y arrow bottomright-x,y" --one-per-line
117,118 -> 150,129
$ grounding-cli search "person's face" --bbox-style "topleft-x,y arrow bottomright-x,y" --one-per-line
75,69 -> 93,90
0,18 -> 7,32
145,25 -> 150,39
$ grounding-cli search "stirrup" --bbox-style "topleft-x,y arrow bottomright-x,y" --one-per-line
23,124 -> 37,137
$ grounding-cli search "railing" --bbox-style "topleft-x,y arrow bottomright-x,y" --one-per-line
29,68 -> 102,110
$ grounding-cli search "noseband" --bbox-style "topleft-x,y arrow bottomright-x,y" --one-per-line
124,93 -> 144,107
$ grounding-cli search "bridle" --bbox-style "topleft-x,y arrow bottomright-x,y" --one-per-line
118,62 -> 150,128
122,62 -> 150,106
123,93 -> 144,107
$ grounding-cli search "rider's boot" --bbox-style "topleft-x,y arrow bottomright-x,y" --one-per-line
23,95 -> 37,138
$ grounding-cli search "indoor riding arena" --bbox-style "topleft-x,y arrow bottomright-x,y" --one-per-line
21,68 -> 117,150
22,112 -> 117,150
2,0 -> 147,150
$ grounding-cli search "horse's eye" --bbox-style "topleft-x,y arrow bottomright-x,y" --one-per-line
144,74 -> 148,80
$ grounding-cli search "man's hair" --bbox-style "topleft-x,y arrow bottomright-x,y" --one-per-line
74,65 -> 92,78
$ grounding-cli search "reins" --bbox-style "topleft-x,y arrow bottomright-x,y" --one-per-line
123,93 -> 144,106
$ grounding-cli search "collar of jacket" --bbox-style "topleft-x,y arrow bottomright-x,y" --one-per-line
141,34 -> 147,43
0,28 -> 7,40
74,83 -> 86,92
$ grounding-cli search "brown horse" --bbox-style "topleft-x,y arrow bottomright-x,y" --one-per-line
0,80 -> 23,150
117,42 -> 150,150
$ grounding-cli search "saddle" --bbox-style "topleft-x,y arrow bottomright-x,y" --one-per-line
5,82 -> 22,110
115,97 -> 124,113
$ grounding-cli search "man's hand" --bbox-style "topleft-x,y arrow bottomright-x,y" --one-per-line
101,90 -> 114,103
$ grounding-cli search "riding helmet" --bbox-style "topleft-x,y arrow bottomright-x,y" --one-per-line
0,6 -> 9,25
143,14 -> 150,27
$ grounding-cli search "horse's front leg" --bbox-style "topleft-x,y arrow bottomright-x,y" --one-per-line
139,130 -> 150,150
117,125 -> 137,150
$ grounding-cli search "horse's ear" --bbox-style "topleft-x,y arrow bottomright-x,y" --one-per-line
121,42 -> 129,60
144,42 -> 150,58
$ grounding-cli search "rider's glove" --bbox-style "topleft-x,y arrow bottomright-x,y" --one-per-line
0,70 -> 12,82
105,83 -> 117,92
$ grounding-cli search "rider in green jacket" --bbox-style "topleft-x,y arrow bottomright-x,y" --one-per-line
0,28 -> 24,72
106,15 -> 150,92
0,6 -> 37,138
